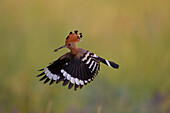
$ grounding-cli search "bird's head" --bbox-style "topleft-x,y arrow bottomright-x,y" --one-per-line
54,30 -> 82,52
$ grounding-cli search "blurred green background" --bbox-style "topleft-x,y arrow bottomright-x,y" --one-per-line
0,0 -> 170,113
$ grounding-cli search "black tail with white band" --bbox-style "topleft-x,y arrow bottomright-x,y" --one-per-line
99,57 -> 119,69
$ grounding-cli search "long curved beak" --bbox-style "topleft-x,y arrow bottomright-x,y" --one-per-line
54,45 -> 66,52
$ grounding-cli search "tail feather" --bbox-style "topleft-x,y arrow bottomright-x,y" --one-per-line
99,57 -> 119,69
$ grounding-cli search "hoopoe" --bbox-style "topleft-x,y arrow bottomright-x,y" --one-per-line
37,30 -> 119,91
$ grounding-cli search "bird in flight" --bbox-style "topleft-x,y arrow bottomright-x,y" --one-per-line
37,30 -> 119,91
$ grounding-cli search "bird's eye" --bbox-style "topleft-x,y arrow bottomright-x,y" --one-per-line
77,36 -> 80,39
68,44 -> 71,46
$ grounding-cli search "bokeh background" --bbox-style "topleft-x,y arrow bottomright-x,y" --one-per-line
0,0 -> 170,113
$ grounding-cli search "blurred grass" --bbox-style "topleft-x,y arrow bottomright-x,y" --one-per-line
0,0 -> 170,113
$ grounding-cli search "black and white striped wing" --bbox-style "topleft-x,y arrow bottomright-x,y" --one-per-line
37,55 -> 71,85
37,52 -> 100,91
60,56 -> 100,90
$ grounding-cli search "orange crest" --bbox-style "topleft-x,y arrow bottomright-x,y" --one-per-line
65,30 -> 82,45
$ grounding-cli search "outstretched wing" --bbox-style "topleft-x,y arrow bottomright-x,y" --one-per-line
37,52 -> 72,85
37,51 -> 100,91
59,51 -> 100,90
